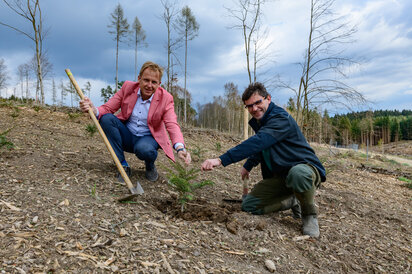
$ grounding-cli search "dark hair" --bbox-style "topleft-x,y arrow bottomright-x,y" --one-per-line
242,82 -> 269,102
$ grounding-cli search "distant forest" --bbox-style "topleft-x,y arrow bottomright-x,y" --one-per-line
329,110 -> 412,146
192,91 -> 412,147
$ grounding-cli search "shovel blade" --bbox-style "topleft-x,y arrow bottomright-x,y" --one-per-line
133,181 -> 144,195
118,181 -> 144,202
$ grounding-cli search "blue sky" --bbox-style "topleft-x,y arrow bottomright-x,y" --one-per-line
0,0 -> 411,114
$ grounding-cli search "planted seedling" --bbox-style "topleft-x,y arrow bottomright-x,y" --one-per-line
215,142 -> 222,152
0,128 -> 15,150
90,183 -> 98,199
85,123 -> 97,137
164,160 -> 214,212
67,112 -> 82,120
398,177 -> 412,189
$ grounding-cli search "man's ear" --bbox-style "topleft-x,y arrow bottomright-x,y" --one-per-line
267,95 -> 271,102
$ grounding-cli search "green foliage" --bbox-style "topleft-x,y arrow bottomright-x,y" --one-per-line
164,161 -> 214,212
101,81 -> 124,103
101,85 -> 115,103
0,99 -> 13,108
90,183 -> 98,199
331,110 -> 412,143
0,128 -> 14,150
215,142 -> 221,152
10,107 -> 20,118
32,105 -> 41,112
398,177 -> 412,189
85,124 -> 97,137
383,158 -> 399,165
67,112 -> 82,120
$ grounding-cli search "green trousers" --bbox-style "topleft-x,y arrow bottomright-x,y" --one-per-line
242,164 -> 320,215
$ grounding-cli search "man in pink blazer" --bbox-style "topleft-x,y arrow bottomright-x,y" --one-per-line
80,61 -> 191,182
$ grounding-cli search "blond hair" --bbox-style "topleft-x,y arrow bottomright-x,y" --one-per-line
139,61 -> 164,81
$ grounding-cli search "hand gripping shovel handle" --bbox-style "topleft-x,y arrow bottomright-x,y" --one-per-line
242,177 -> 249,199
65,69 -> 142,199
222,177 -> 249,203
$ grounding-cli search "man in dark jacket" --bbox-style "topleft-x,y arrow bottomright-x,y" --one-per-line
201,82 -> 326,238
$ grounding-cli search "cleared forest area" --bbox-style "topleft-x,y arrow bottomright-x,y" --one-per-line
0,103 -> 411,273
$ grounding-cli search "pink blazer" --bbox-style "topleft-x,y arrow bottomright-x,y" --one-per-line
97,81 -> 184,161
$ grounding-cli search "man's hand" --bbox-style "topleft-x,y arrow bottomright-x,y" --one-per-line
240,167 -> 250,180
79,97 -> 97,115
177,149 -> 191,165
201,158 -> 221,171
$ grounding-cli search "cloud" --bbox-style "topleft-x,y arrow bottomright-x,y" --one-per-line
1,0 -> 411,112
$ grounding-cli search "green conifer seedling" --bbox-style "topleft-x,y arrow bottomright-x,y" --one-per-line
164,160 -> 214,212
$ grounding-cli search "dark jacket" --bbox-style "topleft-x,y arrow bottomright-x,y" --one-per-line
219,102 -> 326,182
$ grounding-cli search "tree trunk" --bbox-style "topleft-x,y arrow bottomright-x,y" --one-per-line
184,28 -> 188,124
115,34 -> 119,91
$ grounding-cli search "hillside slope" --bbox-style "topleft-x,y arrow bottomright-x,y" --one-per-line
0,104 -> 411,273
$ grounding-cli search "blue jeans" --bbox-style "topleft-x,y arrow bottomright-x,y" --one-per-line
99,114 -> 159,170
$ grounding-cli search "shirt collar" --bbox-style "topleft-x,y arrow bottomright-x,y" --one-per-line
137,89 -> 154,103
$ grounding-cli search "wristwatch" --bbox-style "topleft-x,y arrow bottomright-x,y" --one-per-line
176,147 -> 186,153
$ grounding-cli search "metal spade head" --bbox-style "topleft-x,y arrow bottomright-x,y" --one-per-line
118,181 -> 144,202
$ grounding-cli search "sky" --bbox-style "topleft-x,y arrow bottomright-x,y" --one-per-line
0,0 -> 411,115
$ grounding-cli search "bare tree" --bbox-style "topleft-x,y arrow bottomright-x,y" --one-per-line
108,3 -> 130,91
0,58 -> 8,93
291,0 -> 366,129
29,52 -> 52,102
60,79 -> 66,106
226,0 -> 266,139
83,81 -> 91,98
51,78 -> 57,105
252,25 -> 276,85
224,82 -> 243,133
64,81 -> 76,108
16,62 -> 31,100
17,64 -> 25,98
176,5 -> 199,124
160,0 -> 181,93
132,16 -> 146,81
22,63 -> 30,99
0,0 -> 48,105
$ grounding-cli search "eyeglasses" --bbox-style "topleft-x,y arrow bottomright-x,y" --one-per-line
244,98 -> 265,109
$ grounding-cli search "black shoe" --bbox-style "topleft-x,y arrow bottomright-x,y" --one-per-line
117,166 -> 131,182
145,166 -> 158,182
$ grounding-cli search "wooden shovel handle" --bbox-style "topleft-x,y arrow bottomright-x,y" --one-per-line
65,69 -> 135,191
242,178 -> 249,198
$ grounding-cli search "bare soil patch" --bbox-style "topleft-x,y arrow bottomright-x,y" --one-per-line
0,104 -> 411,273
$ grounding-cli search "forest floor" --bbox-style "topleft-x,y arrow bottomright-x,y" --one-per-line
0,102 -> 411,273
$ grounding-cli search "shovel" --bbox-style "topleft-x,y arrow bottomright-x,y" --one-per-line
223,178 -> 249,203
65,69 -> 144,202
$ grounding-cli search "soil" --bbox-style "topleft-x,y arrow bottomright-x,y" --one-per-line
0,104 -> 411,273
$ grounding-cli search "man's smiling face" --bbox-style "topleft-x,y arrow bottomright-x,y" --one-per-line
244,92 -> 271,120
138,68 -> 161,100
